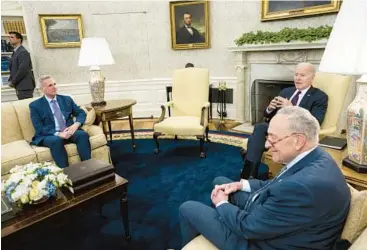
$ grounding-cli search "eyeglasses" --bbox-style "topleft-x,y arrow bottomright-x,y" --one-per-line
266,133 -> 302,147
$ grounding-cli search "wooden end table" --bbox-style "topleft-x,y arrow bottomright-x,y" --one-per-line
93,99 -> 137,151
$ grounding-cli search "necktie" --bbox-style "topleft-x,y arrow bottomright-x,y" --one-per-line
291,91 -> 302,106
51,100 -> 66,132
244,165 -> 288,210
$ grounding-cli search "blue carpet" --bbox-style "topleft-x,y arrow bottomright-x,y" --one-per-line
18,136 -> 271,250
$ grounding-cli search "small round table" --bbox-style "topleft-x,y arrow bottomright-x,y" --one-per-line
93,99 -> 137,151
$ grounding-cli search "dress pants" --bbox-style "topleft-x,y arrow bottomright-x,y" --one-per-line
246,122 -> 268,164
179,177 -> 250,250
41,130 -> 91,168
16,89 -> 34,100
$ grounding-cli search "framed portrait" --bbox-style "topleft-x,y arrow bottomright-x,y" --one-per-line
39,14 -> 84,48
170,1 -> 210,50
261,0 -> 341,21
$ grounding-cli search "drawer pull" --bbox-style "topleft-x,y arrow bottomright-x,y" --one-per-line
116,111 -> 123,117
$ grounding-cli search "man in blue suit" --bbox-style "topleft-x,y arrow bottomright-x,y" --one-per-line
29,75 -> 91,168
241,62 -> 328,179
180,107 -> 351,250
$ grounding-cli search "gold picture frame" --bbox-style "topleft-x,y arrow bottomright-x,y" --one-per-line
170,1 -> 210,50
261,0 -> 341,21
39,14 -> 84,48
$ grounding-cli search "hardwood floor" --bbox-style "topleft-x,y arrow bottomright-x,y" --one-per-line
108,118 -> 242,132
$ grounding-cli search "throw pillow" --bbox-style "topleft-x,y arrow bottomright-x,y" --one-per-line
341,186 -> 367,243
80,106 -> 96,126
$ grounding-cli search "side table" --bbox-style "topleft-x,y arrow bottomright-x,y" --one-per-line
92,99 -> 137,151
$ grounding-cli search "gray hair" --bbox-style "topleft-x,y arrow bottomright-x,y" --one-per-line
296,62 -> 316,76
39,75 -> 54,88
277,106 -> 320,143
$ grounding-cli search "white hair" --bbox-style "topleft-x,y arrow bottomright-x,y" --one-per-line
296,62 -> 316,76
39,75 -> 54,88
277,106 -> 320,143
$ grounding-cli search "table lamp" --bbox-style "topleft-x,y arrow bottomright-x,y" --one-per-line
319,0 -> 367,172
78,37 -> 115,107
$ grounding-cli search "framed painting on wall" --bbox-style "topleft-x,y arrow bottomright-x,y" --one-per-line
261,0 -> 341,21
39,14 -> 84,48
170,1 -> 210,50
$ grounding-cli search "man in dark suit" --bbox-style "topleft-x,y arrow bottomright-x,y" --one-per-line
180,107 -> 351,250
29,75 -> 91,168
176,12 -> 204,44
241,62 -> 328,179
8,31 -> 35,100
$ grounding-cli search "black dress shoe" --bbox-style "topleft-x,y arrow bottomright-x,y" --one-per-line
240,148 -> 247,161
240,159 -> 259,179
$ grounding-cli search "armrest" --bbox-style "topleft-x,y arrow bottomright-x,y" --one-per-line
82,124 -> 104,137
157,101 -> 174,123
200,102 -> 210,127
350,227 -> 367,250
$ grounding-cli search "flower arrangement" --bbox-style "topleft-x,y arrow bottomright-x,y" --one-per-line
2,162 -> 72,206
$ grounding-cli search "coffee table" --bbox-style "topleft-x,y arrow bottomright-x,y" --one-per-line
1,174 -> 130,246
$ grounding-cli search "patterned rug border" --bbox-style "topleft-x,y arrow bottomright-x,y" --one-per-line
110,131 -> 249,148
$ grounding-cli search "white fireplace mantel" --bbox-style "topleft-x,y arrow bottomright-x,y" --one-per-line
229,41 -> 327,123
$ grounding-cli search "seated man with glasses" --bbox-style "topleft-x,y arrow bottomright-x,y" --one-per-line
180,106 -> 350,250
240,62 -> 328,179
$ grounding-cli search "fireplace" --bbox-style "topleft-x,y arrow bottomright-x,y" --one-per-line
251,79 -> 294,124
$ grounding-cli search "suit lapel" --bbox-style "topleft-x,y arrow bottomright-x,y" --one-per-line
42,96 -> 55,123
298,86 -> 314,108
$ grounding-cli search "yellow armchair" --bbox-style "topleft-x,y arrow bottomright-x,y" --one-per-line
312,72 -> 352,136
153,68 -> 210,158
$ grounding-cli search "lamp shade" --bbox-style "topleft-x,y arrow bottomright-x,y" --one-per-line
319,0 -> 367,75
78,37 -> 115,67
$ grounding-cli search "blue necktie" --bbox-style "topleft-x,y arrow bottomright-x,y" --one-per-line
51,100 -> 66,132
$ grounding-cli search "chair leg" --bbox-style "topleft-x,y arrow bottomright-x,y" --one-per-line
205,126 -> 210,142
153,132 -> 161,154
199,136 -> 206,158
174,135 -> 178,140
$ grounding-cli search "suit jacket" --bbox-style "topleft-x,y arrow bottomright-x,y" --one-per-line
216,147 -> 351,250
176,26 -> 204,44
29,95 -> 86,145
8,45 -> 35,91
264,86 -> 328,125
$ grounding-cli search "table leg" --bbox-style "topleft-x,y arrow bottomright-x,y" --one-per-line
108,121 -> 113,143
128,112 -> 136,152
120,191 -> 131,239
102,121 -> 108,139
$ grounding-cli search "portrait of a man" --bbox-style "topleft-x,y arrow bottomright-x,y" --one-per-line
170,1 -> 210,50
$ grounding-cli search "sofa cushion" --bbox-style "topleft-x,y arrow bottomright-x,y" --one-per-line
12,98 -> 38,143
182,235 -> 218,250
1,102 -> 24,144
1,140 -> 38,175
349,227 -> 367,250
341,187 -> 367,243
154,116 -> 205,136
32,134 -> 107,163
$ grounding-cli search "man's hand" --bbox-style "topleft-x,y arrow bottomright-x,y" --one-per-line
211,189 -> 228,206
211,182 -> 242,199
276,96 -> 293,107
58,131 -> 71,139
64,122 -> 81,136
267,97 -> 281,112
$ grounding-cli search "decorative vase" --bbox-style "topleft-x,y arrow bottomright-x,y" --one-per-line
345,76 -> 367,172
89,66 -> 106,107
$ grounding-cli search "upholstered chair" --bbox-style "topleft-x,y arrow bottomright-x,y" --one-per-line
312,72 -> 352,136
153,68 -> 210,158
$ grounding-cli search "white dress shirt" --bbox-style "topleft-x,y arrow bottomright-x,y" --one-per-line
185,25 -> 194,36
216,145 -> 318,207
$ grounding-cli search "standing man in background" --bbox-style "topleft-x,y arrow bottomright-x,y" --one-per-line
8,31 -> 35,100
